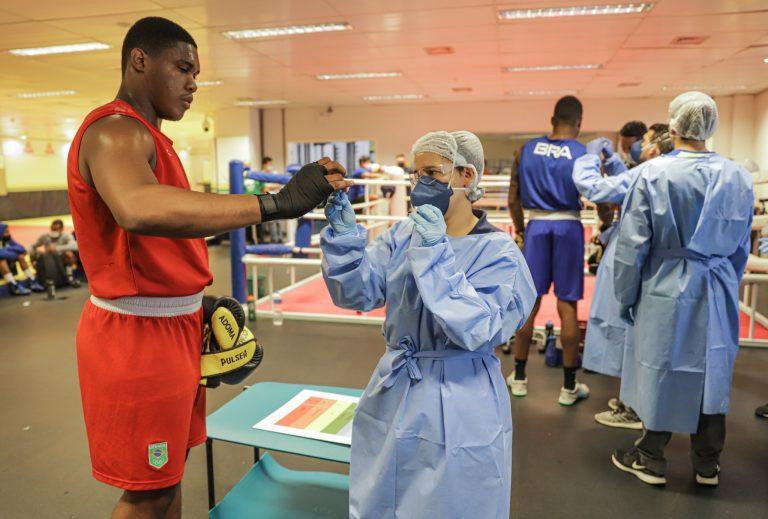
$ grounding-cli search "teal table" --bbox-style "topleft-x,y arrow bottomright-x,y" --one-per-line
205,382 -> 363,515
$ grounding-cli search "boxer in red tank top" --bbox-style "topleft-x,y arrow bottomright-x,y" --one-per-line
69,17 -> 351,518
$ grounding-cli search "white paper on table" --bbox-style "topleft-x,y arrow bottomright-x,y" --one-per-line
253,389 -> 360,445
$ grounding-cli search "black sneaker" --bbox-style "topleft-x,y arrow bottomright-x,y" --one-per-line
755,403 -> 768,419
611,448 -> 667,486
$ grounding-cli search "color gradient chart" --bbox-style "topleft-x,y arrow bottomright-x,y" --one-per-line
253,390 -> 359,445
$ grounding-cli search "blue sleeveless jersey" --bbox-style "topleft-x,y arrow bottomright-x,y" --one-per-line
518,136 -> 586,211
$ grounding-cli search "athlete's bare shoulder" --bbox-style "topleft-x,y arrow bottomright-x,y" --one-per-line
79,114 -> 155,186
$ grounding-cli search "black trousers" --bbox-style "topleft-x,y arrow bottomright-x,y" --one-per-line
635,413 -> 725,475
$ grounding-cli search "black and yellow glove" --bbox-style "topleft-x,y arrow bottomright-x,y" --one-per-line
200,296 -> 264,388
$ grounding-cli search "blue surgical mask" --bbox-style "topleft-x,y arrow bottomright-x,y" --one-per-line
629,139 -> 643,164
410,176 -> 454,214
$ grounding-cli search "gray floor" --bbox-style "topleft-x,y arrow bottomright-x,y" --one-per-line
1,244 -> 767,518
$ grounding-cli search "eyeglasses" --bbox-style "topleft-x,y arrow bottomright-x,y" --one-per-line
409,165 -> 454,187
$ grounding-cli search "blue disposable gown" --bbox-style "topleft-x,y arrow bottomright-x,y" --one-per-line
613,150 -> 753,433
572,153 -> 634,377
321,211 -> 536,519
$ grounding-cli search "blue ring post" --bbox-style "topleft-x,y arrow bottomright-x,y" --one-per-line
229,160 -> 247,303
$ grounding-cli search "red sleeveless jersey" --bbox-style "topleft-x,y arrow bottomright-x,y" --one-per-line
67,100 -> 212,298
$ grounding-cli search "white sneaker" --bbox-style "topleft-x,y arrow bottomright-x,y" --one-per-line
506,375 -> 528,397
696,466 -> 720,487
558,382 -> 590,406
595,408 -> 643,430
608,398 -> 621,411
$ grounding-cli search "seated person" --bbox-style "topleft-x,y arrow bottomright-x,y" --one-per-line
321,130 -> 536,518
0,223 -> 44,295
31,219 -> 81,288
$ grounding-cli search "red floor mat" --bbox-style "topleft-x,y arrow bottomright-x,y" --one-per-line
258,273 -> 768,339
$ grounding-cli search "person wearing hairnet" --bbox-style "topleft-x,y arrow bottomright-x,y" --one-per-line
321,130 -> 536,518
572,126 -> 672,431
610,92 -> 753,487
507,96 -> 590,405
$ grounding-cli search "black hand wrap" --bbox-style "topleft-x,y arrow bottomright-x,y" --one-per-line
257,162 -> 335,222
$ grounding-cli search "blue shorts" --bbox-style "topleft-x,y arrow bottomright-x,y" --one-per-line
523,219 -> 584,301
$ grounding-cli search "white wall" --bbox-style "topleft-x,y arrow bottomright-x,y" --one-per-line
282,97 -> 671,166
1,138 -> 70,191
214,136 -> 251,191
753,89 -> 768,172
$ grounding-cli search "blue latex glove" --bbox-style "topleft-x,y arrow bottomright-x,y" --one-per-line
602,138 -> 614,158
760,237 -> 768,254
325,190 -> 357,236
619,304 -> 635,326
585,138 -> 605,156
411,204 -> 447,247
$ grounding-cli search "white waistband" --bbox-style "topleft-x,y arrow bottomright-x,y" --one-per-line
89,291 -> 204,317
528,209 -> 581,221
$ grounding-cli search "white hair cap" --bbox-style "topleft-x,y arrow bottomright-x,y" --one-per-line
668,91 -> 719,141
411,130 -> 485,201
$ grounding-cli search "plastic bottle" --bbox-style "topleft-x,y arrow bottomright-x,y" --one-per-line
272,292 -> 283,326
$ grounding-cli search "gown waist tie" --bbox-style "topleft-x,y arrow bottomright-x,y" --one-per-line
379,336 -> 493,388
656,248 -> 728,267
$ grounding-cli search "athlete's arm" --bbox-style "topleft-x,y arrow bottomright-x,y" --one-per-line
507,157 -> 525,234
80,116 -> 350,238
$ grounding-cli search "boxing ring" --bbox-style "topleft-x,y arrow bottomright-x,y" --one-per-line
227,160 -> 768,349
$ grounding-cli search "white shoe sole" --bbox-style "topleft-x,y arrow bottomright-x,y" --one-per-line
559,391 -> 589,406
696,473 -> 719,486
506,376 -> 527,397
612,454 -> 667,486
594,415 -> 644,430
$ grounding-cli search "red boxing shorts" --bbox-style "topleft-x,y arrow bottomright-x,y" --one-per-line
76,292 -> 206,491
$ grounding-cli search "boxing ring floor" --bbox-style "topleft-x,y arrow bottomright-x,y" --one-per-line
254,271 -> 768,340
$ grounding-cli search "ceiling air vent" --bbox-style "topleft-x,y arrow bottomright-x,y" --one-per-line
452,87 -> 473,93
618,82 -> 640,87
425,46 -> 454,55
671,36 -> 709,46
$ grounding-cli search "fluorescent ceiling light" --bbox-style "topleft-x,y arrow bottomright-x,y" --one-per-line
499,3 -> 653,20
8,42 -> 109,56
17,90 -> 77,99
317,72 -> 402,80
508,90 -> 577,96
234,99 -> 288,107
763,57 -> 768,64
363,94 -> 424,101
223,22 -> 351,40
197,80 -> 223,87
504,64 -> 601,72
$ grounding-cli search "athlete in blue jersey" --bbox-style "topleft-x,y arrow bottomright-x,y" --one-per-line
507,96 -> 590,405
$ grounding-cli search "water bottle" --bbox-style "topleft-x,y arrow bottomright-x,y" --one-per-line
45,279 -> 56,300
272,293 -> 283,326
544,321 -> 562,367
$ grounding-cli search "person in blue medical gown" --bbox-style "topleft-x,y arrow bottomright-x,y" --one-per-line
572,126 -> 673,430
610,92 -> 753,487
321,130 -> 536,518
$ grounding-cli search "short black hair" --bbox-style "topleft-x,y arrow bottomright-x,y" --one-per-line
261,157 -> 273,166
122,17 -> 197,74
619,121 -> 647,138
359,156 -> 371,165
648,123 -> 669,135
51,219 -> 64,228
552,96 -> 583,126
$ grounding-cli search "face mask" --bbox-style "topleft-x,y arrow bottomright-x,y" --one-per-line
411,176 -> 454,215
629,139 -> 643,164
50,232 -> 62,239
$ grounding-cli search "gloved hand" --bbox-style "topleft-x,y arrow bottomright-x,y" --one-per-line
325,190 -> 357,236
619,304 -> 635,326
585,138 -> 605,156
257,158 -> 352,222
602,138 -> 614,158
411,204 -> 447,247
759,237 -> 768,254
